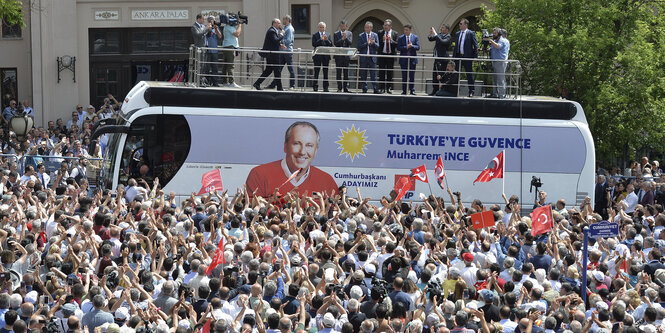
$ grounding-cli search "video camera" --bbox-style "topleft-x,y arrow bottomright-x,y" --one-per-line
219,11 -> 248,26
530,176 -> 543,193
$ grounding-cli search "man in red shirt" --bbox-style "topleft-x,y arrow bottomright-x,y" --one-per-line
245,121 -> 338,198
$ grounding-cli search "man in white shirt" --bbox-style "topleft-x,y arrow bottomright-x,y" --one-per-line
621,183 -> 639,214
460,252 -> 478,287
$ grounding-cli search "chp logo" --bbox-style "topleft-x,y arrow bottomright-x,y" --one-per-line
394,174 -> 415,199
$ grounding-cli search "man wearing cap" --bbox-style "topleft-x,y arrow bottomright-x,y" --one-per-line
344,270 -> 369,299
316,295 -> 347,332
450,311 -> 475,333
114,307 -> 129,327
460,252 -> 478,287
478,289 -> 501,323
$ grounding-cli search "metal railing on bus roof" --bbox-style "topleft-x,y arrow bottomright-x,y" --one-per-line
187,45 -> 521,98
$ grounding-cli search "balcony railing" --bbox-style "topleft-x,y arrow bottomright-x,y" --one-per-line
187,45 -> 521,98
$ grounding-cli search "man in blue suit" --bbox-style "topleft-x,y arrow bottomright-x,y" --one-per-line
397,24 -> 419,95
357,21 -> 380,94
453,18 -> 478,97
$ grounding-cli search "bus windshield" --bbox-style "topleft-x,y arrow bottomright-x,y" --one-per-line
117,115 -> 191,187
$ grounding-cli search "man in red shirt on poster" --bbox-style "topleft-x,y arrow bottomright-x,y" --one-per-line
245,121 -> 338,198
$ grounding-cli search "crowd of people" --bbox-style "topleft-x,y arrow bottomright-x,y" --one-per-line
0,119 -> 662,333
193,12 -> 511,98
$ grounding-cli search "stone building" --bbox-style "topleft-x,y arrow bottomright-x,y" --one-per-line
0,0 -> 488,127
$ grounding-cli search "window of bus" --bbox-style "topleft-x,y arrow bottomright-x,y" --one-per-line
117,115 -> 190,188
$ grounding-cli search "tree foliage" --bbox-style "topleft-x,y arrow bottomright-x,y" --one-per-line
0,0 -> 25,27
482,0 -> 665,164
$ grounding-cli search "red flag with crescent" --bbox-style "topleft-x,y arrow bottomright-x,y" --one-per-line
474,151 -> 504,184
410,165 -> 428,183
530,205 -> 553,237
434,156 -> 445,190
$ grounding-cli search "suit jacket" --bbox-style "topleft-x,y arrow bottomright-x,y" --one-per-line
453,29 -> 478,58
429,33 -> 452,58
357,31 -> 379,63
644,260 -> 665,279
312,31 -> 332,61
641,190 -> 655,206
378,29 -> 398,55
333,30 -> 352,62
594,182 -> 608,211
191,22 -> 208,47
261,26 -> 283,62
397,34 -> 420,65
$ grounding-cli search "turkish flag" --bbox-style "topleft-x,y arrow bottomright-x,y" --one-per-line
201,319 -> 212,333
197,169 -> 223,195
205,237 -> 226,276
434,156 -> 445,190
410,165 -> 428,183
474,151 -> 504,184
470,210 -> 495,230
394,176 -> 412,201
530,205 -> 553,237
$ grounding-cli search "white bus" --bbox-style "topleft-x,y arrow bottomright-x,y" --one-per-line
92,81 -> 595,207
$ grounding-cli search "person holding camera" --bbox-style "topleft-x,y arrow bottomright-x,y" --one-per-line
485,27 -> 510,98
205,16 -> 223,87
192,14 -> 212,84
428,24 -> 452,95
221,15 -> 243,88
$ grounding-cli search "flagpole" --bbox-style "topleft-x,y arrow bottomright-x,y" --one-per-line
502,149 -> 506,196
427,181 -> 433,198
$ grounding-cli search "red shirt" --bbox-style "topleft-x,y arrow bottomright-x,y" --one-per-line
245,160 -> 338,198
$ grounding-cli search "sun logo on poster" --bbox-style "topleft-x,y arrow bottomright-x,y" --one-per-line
335,125 -> 370,162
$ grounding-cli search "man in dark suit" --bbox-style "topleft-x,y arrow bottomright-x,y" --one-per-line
357,22 -> 380,94
453,18 -> 478,97
644,248 -> 665,280
253,18 -> 285,91
594,175 -> 608,218
397,24 -> 420,95
191,14 -> 210,48
333,20 -> 352,93
311,22 -> 332,92
378,19 -> 398,94
428,24 -> 452,95
191,14 -> 212,84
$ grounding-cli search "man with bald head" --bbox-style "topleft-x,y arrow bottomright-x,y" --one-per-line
388,277 -> 411,310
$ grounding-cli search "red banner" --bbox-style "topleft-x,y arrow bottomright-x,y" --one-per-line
470,210 -> 495,230
197,169 -> 223,195
530,205 -> 553,237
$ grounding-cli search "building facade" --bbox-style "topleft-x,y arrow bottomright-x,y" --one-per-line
0,0 -> 488,128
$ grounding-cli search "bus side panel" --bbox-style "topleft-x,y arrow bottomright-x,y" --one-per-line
160,109 -> 590,207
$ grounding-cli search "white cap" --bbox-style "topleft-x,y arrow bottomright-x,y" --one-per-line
323,313 -> 336,327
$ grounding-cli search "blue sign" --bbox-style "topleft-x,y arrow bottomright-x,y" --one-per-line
589,221 -> 619,238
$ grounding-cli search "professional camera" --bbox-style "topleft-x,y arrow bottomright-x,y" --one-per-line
530,176 -> 543,192
219,11 -> 248,26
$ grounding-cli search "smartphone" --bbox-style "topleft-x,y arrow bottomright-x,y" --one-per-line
67,276 -> 74,286
39,295 -> 48,305
0,272 -> 7,283
463,289 -> 469,299
78,268 -> 86,274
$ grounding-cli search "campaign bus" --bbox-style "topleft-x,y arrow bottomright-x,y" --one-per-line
92,81 -> 595,207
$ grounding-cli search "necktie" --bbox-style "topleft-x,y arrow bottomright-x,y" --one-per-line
367,33 -> 370,54
459,31 -> 464,55
384,32 -> 389,53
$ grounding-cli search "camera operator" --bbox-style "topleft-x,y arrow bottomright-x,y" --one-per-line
206,16 -> 222,87
428,24 -> 451,96
483,27 -> 510,98
533,190 -> 550,209
221,13 -> 243,88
